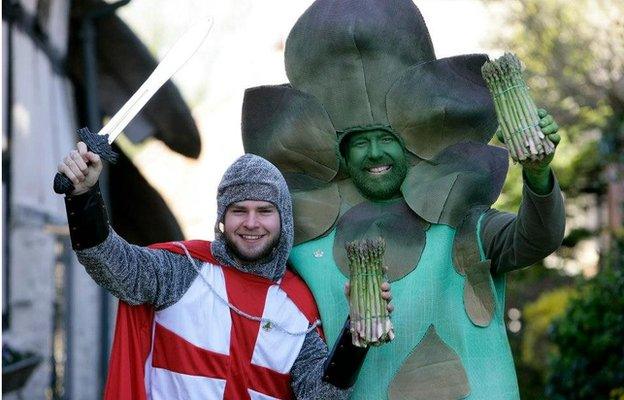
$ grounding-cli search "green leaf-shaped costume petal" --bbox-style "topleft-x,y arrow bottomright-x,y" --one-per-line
453,206 -> 496,327
452,206 -> 489,276
388,325 -> 471,400
401,142 -> 508,228
336,178 -> 368,214
386,55 -> 498,160
463,260 -> 496,327
241,84 -> 339,191
333,199 -> 429,282
292,184 -> 341,245
285,0 -> 435,130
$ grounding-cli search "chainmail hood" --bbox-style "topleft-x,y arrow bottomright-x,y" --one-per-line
211,154 -> 294,281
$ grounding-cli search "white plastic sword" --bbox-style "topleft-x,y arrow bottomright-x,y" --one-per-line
54,16 -> 213,194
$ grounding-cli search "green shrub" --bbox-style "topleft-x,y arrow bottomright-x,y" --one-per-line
546,267 -> 624,399
521,287 -> 576,372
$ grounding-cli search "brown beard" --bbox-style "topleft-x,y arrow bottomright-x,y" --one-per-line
223,233 -> 280,264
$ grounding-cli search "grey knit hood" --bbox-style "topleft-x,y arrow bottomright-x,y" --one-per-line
211,154 -> 294,281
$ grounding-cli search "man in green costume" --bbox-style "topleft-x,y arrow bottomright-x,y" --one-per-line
240,1 -> 565,398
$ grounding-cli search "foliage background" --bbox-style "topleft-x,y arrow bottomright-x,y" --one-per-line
485,0 -> 623,397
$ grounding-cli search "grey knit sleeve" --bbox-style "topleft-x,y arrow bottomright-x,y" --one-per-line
290,330 -> 352,400
76,228 -> 199,309
480,171 -> 566,274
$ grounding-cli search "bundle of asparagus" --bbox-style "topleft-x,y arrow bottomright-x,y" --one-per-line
481,52 -> 555,162
346,238 -> 395,347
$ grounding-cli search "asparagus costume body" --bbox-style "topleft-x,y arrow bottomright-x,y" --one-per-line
64,155 -> 351,400
240,1 -> 565,399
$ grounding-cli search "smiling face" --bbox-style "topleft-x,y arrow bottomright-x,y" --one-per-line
344,130 -> 409,201
223,200 -> 281,263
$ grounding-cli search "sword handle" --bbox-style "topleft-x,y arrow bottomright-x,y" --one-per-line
53,172 -> 75,195
53,127 -> 119,195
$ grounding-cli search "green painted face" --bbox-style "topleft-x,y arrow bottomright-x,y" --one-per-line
344,129 -> 408,201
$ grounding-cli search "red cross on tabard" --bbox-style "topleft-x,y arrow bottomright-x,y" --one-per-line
151,267 -> 294,400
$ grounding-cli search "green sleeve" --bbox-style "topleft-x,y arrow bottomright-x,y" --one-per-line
480,170 -> 566,274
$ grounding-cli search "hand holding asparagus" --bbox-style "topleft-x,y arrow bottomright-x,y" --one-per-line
482,53 -> 558,163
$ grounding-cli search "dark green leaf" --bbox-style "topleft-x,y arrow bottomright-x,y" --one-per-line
284,0 -> 435,130
401,142 -> 508,227
333,199 -> 429,281
389,325 -> 471,400
292,184 -> 341,245
463,260 -> 495,327
241,84 -> 339,188
386,55 -> 498,160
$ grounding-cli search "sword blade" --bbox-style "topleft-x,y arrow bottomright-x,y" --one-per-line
99,17 -> 213,143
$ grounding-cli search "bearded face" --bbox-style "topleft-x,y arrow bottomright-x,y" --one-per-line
344,130 -> 409,201
223,200 -> 281,263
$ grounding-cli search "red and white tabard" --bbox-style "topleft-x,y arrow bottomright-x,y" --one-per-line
145,262 -> 311,400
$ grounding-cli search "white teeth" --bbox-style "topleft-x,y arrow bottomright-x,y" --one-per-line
368,165 -> 391,174
242,235 -> 263,240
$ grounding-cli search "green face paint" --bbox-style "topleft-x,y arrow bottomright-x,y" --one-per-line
344,130 -> 409,201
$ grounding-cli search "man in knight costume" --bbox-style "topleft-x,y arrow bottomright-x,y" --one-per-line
57,148 -> 381,398
240,1 -> 565,399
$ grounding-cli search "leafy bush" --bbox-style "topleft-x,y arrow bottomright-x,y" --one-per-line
521,287 -> 576,372
546,267 -> 624,399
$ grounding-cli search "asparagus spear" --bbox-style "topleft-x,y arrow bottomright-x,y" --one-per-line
481,53 -> 555,162
346,243 -> 360,339
484,61 -> 526,160
346,238 -> 394,347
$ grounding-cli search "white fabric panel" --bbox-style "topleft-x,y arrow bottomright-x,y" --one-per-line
251,285 -> 308,373
149,368 -> 226,400
155,263 -> 232,354
144,321 -> 157,398
249,388 -> 281,400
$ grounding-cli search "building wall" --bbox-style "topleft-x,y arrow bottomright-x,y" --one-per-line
3,1 -> 105,397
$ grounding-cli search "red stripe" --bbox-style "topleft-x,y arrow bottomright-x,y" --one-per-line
281,270 -> 324,340
247,364 -> 292,399
104,303 -> 154,400
148,240 -> 219,265
222,266 -> 293,400
152,323 -> 230,379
